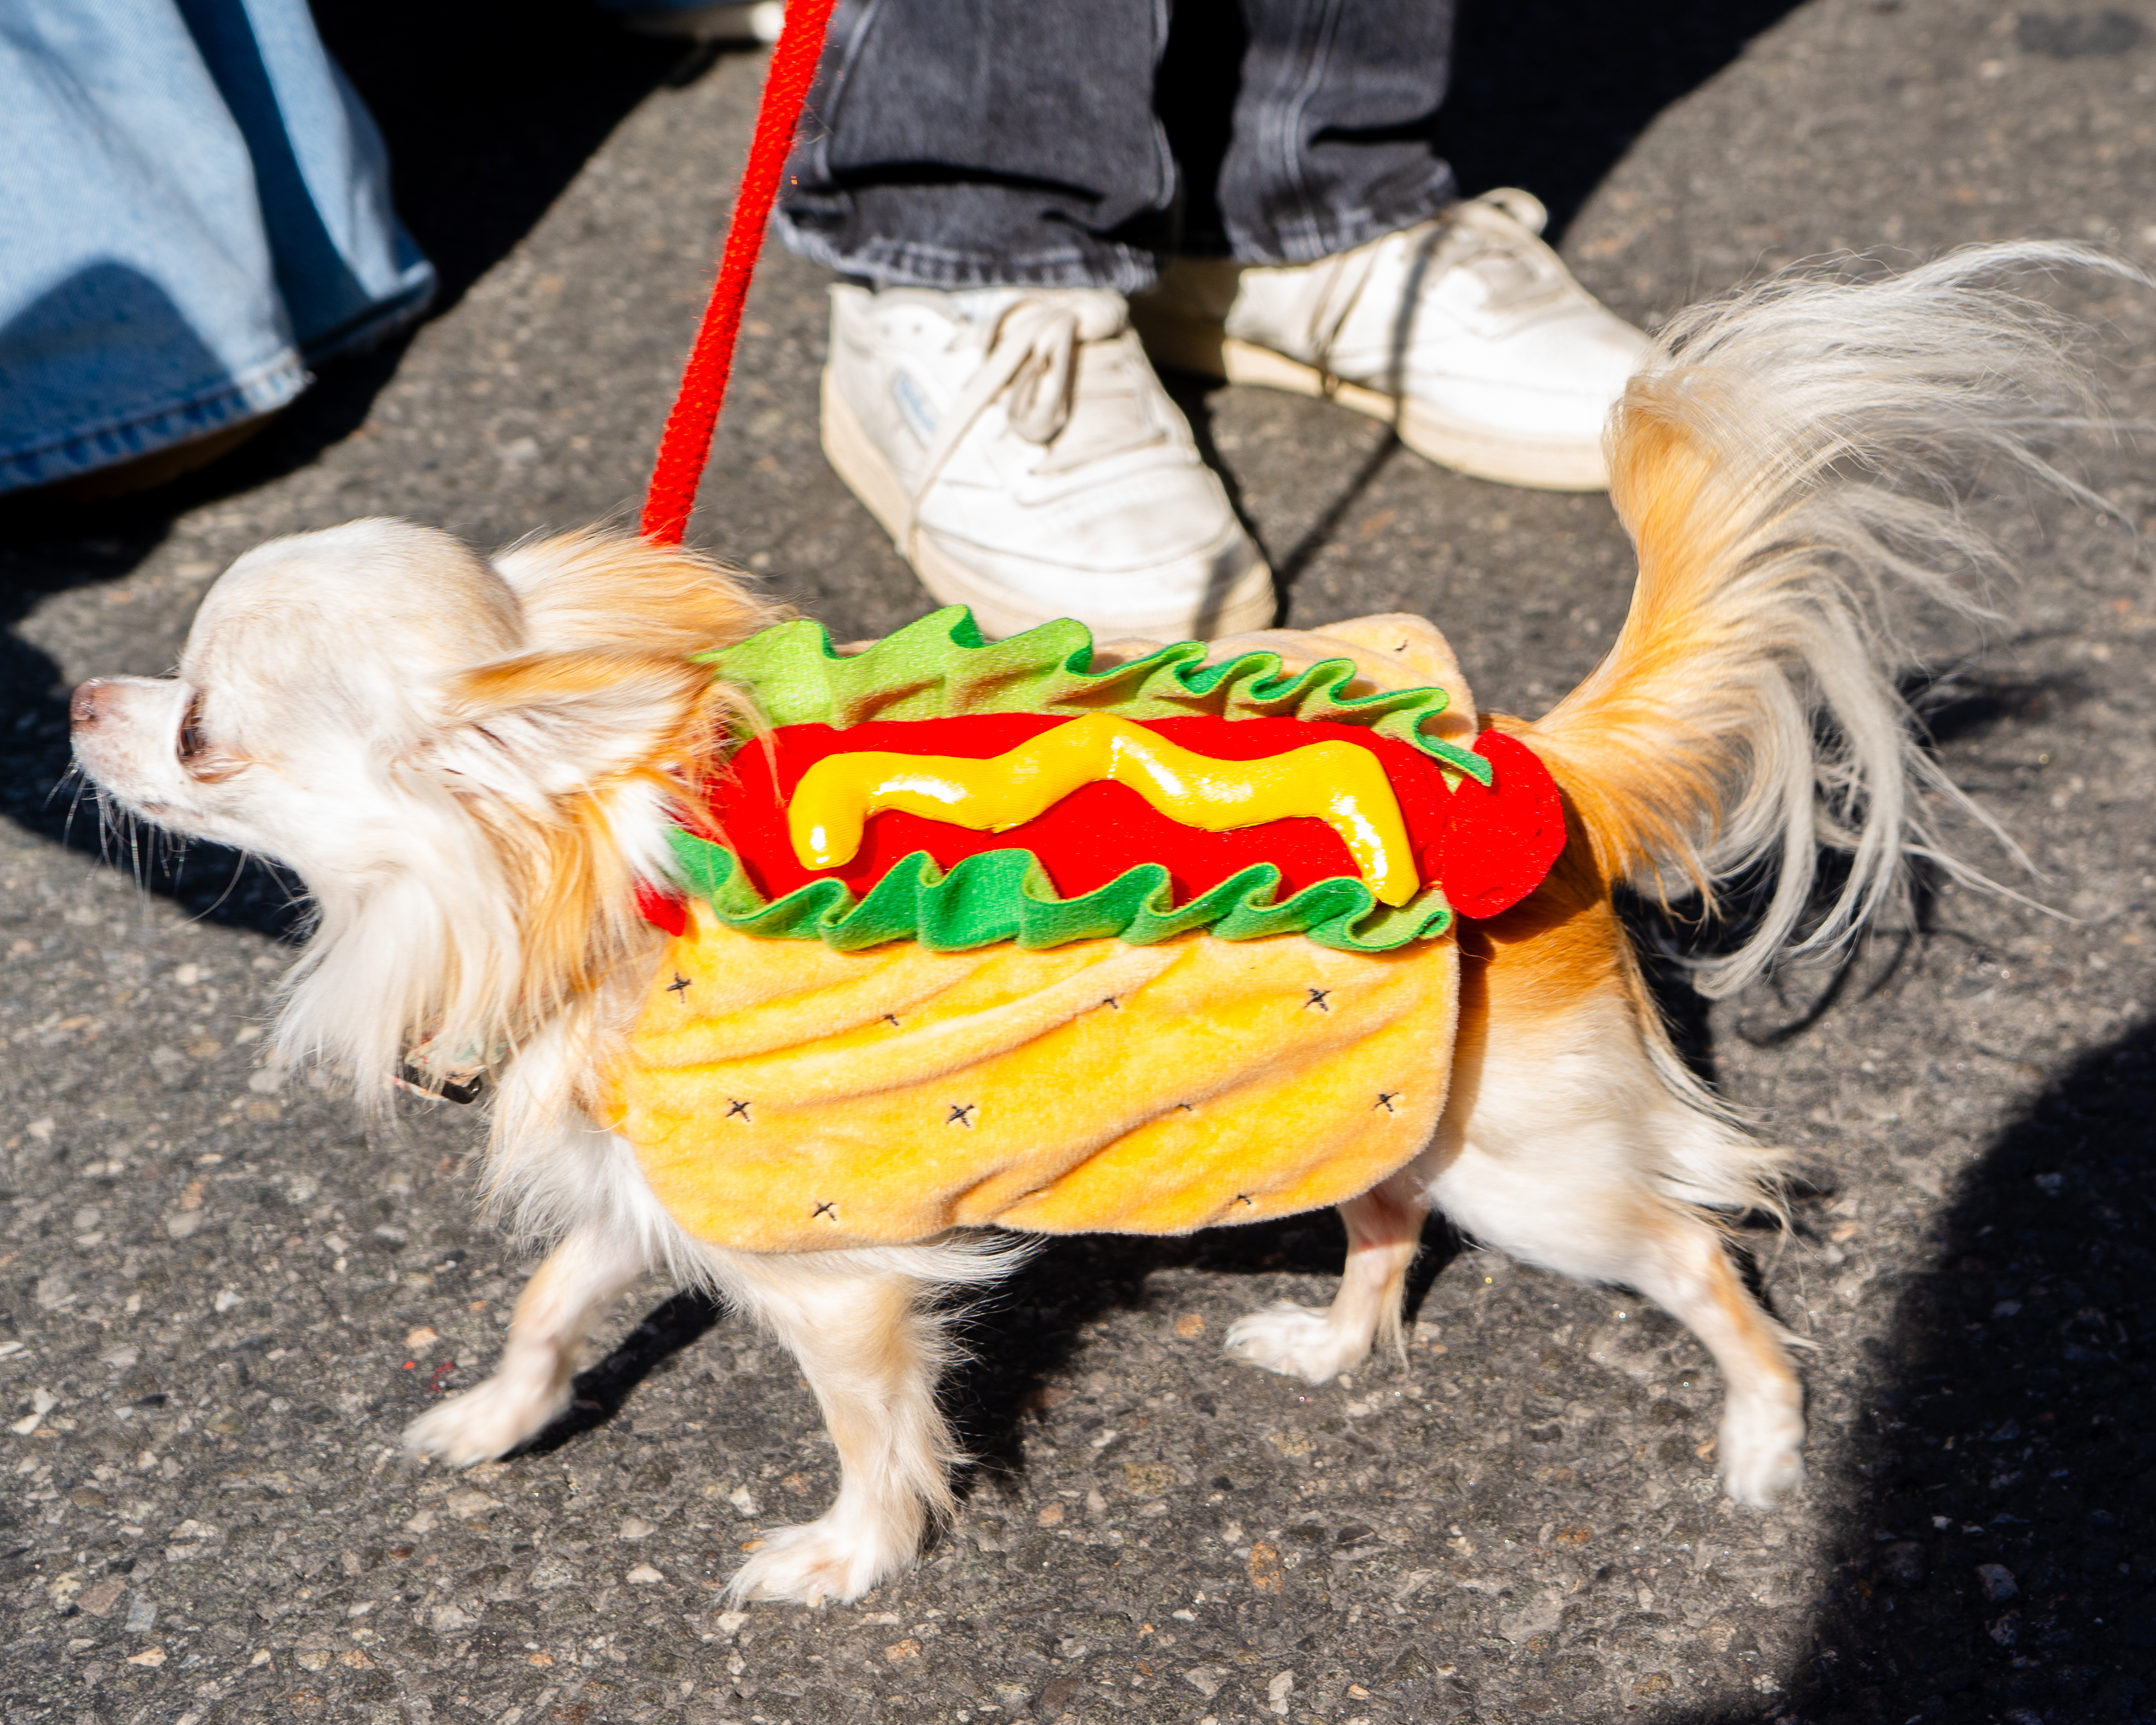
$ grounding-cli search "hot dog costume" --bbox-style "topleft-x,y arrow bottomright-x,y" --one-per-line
607,608 -> 1565,1254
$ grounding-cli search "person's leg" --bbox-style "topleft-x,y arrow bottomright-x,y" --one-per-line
178,0 -> 435,364
1199,0 -> 1459,266
0,0 -> 432,496
0,2 -> 303,494
780,0 -> 1273,641
778,0 -> 1179,293
1136,0 -> 1651,493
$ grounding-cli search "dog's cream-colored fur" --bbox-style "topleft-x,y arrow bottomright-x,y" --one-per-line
71,245 -> 2113,1605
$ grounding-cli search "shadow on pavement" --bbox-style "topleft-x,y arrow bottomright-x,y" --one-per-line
1682,1020 -> 2156,1725
518,1287 -> 732,1457
1439,0 -> 1809,241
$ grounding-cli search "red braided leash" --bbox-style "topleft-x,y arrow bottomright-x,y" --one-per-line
641,0 -> 839,545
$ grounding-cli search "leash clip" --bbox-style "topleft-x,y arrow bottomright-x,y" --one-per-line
396,1028 -> 497,1105
395,1061 -> 486,1106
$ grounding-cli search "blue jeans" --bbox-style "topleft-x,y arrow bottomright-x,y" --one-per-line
778,0 -> 1458,292
0,0 -> 435,493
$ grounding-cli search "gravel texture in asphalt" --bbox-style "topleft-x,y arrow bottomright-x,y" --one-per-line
4,3 -> 2156,1723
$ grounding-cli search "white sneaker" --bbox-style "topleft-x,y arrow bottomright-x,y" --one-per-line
820,284 -> 1274,641
1132,189 -> 1654,492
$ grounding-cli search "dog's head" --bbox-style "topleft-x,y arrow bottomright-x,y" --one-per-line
71,517 -> 776,1096
74,520 -> 517,866
72,517 -> 772,874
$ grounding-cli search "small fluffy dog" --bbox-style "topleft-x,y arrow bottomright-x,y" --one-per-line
71,246 -> 2103,1605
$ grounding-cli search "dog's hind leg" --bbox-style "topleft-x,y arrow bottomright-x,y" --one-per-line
714,1247 -> 979,1606
1621,1213 -> 1806,1506
1225,1175 -> 1429,1385
404,1220 -> 651,1466
1432,1139 -> 1805,1506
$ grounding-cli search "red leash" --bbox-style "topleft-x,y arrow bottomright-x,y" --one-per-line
641,0 -> 839,545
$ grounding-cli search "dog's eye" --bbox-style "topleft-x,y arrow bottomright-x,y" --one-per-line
178,695 -> 211,763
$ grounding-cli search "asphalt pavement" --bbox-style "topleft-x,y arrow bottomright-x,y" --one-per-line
5,2 -> 2156,1723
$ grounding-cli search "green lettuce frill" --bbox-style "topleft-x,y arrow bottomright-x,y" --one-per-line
681,607 -> 1472,954
668,830 -> 1453,954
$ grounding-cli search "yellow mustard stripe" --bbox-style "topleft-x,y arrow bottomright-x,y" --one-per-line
786,713 -> 1420,907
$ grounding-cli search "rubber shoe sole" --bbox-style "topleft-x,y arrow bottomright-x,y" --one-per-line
1132,304 -> 1611,493
821,366 -> 1277,641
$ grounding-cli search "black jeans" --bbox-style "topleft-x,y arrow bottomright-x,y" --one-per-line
777,0 -> 1459,293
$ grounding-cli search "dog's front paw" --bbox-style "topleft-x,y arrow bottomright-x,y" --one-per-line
1224,1300 -> 1366,1386
403,1373 -> 571,1467
726,1511 -> 918,1606
1718,1402 -> 1806,1507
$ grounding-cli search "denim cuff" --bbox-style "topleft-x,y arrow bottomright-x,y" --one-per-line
777,171 -> 1462,289
0,265 -> 431,495
777,211 -> 1163,295
298,260 -> 436,367
0,353 -> 307,494
1207,171 -> 1461,269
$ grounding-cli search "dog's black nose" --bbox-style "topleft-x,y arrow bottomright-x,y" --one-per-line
69,679 -> 110,729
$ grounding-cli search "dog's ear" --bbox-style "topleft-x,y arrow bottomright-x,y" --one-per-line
412,649 -> 719,808
491,529 -> 778,660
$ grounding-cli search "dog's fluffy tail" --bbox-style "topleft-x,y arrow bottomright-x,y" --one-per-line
1526,242 -> 2130,996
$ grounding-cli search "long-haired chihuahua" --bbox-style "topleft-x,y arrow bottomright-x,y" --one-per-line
69,245 -> 2113,1604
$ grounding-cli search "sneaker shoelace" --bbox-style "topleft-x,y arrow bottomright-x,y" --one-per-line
906,291 -> 1165,516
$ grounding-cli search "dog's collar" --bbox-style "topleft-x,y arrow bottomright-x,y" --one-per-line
392,883 -> 691,1101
